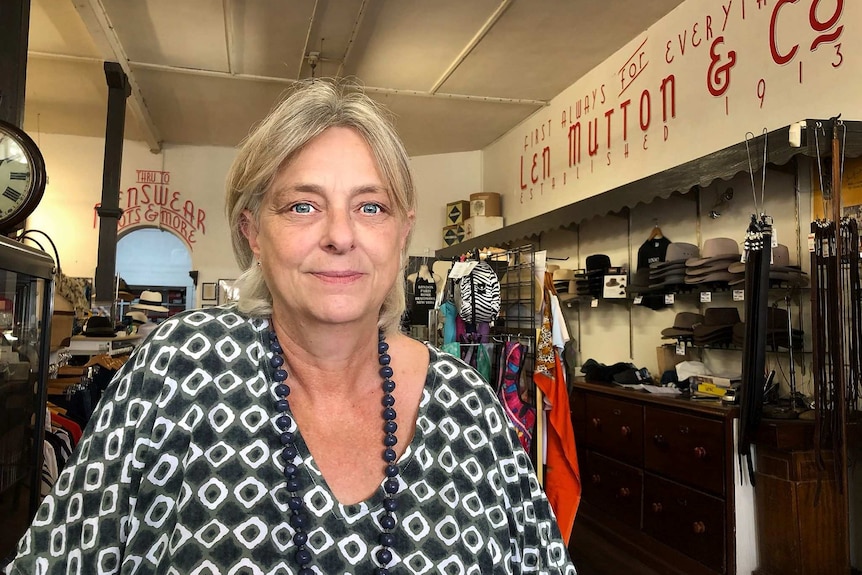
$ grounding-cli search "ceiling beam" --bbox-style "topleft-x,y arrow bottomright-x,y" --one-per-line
297,0 -> 319,78
72,0 -> 162,153
222,0 -> 236,75
429,0 -> 514,94
337,0 -> 369,78
29,51 -> 549,107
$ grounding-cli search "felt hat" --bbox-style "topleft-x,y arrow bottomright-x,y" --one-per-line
650,243 -> 700,269
649,264 -> 688,282
690,307 -> 741,347
648,272 -> 687,289
131,290 -> 170,312
627,268 -> 663,294
116,277 -> 135,301
82,315 -> 117,338
661,312 -> 705,338
686,237 -> 741,268
684,270 -> 743,285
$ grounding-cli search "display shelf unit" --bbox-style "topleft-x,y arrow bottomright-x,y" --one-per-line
0,235 -> 55,562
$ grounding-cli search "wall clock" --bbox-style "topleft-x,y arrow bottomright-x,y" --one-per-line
0,119 -> 47,234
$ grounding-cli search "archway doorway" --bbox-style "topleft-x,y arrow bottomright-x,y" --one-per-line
116,228 -> 194,319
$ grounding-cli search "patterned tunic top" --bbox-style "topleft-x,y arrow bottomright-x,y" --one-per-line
8,306 -> 577,575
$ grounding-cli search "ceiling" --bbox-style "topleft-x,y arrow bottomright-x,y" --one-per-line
24,0 -> 685,157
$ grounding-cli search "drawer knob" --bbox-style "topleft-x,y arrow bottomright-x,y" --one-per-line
612,409 -> 622,416
678,425 -> 690,435
653,434 -> 665,445
591,417 -> 602,429
692,521 -> 707,534
651,502 -> 663,513
591,474 -> 601,485
618,487 -> 631,498
620,425 -> 632,437
694,446 -> 707,459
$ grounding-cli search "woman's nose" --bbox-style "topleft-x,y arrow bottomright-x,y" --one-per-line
321,208 -> 355,253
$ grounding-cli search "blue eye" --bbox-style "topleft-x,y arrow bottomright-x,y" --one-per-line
360,203 -> 383,214
291,203 -> 315,214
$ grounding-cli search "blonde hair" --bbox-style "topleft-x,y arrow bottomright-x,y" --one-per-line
225,79 -> 416,333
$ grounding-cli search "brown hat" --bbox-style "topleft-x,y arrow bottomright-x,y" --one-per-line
661,312 -> 705,338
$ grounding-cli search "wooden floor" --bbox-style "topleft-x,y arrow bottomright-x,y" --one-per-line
569,521 -> 663,575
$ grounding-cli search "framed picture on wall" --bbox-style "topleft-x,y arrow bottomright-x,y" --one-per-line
201,282 -> 217,301
218,279 -> 239,305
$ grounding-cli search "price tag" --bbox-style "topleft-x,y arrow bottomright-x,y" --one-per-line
771,229 -> 778,248
633,296 -> 643,305
733,289 -> 745,301
664,293 -> 675,305
700,291 -> 712,303
676,340 -> 686,355
807,232 -> 816,252
590,298 -> 599,308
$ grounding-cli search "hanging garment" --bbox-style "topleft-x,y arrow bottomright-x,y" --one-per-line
476,343 -> 492,384
439,300 -> 458,345
411,275 -> 437,326
497,341 -> 536,453
533,285 -> 582,544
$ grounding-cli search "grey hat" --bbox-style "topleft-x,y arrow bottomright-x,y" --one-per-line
686,237 -> 741,267
650,242 -> 700,269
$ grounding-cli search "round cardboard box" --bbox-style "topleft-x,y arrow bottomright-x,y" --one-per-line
469,192 -> 502,217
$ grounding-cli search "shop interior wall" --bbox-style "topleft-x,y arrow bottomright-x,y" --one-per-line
409,151 -> 482,257
536,166 -> 814,402
24,134 -> 482,306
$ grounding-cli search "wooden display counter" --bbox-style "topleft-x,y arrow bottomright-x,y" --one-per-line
569,380 -> 739,575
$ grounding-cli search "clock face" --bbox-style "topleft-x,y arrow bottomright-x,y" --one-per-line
0,121 -> 46,232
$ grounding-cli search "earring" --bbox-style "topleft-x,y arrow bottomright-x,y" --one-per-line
256,260 -> 261,267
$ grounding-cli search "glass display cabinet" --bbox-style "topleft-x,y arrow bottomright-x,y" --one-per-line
0,234 -> 55,561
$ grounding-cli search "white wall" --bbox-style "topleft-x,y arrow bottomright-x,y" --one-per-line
408,150 -> 482,256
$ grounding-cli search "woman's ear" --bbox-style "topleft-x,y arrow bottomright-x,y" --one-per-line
240,209 -> 260,256
400,210 -> 415,251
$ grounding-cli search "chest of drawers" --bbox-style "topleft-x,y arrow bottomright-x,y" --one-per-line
570,381 -> 738,575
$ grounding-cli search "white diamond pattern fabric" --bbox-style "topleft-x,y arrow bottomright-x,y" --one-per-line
7,306 -> 576,574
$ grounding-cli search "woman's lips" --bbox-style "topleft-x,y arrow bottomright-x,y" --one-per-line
312,271 -> 364,284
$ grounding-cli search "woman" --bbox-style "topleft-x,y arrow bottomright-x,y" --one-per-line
7,80 -> 576,574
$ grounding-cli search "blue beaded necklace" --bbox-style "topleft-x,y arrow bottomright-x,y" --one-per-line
268,328 -> 400,574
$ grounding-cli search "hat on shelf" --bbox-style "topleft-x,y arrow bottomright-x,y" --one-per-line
585,254 -> 611,272
685,237 -> 741,268
650,242 -> 700,270
684,270 -> 743,285
648,271 -> 687,289
692,307 -> 741,346
726,244 -> 809,287
116,277 -> 135,301
627,268 -> 663,294
131,290 -> 170,312
661,312 -> 705,338
125,310 -> 149,325
82,315 -> 117,338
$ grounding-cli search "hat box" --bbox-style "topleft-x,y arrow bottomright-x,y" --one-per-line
464,216 -> 504,239
469,193 -> 502,217
445,201 -> 470,225
442,224 -> 465,246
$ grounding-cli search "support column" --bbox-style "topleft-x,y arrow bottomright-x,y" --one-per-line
94,62 -> 130,305
0,0 -> 30,128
